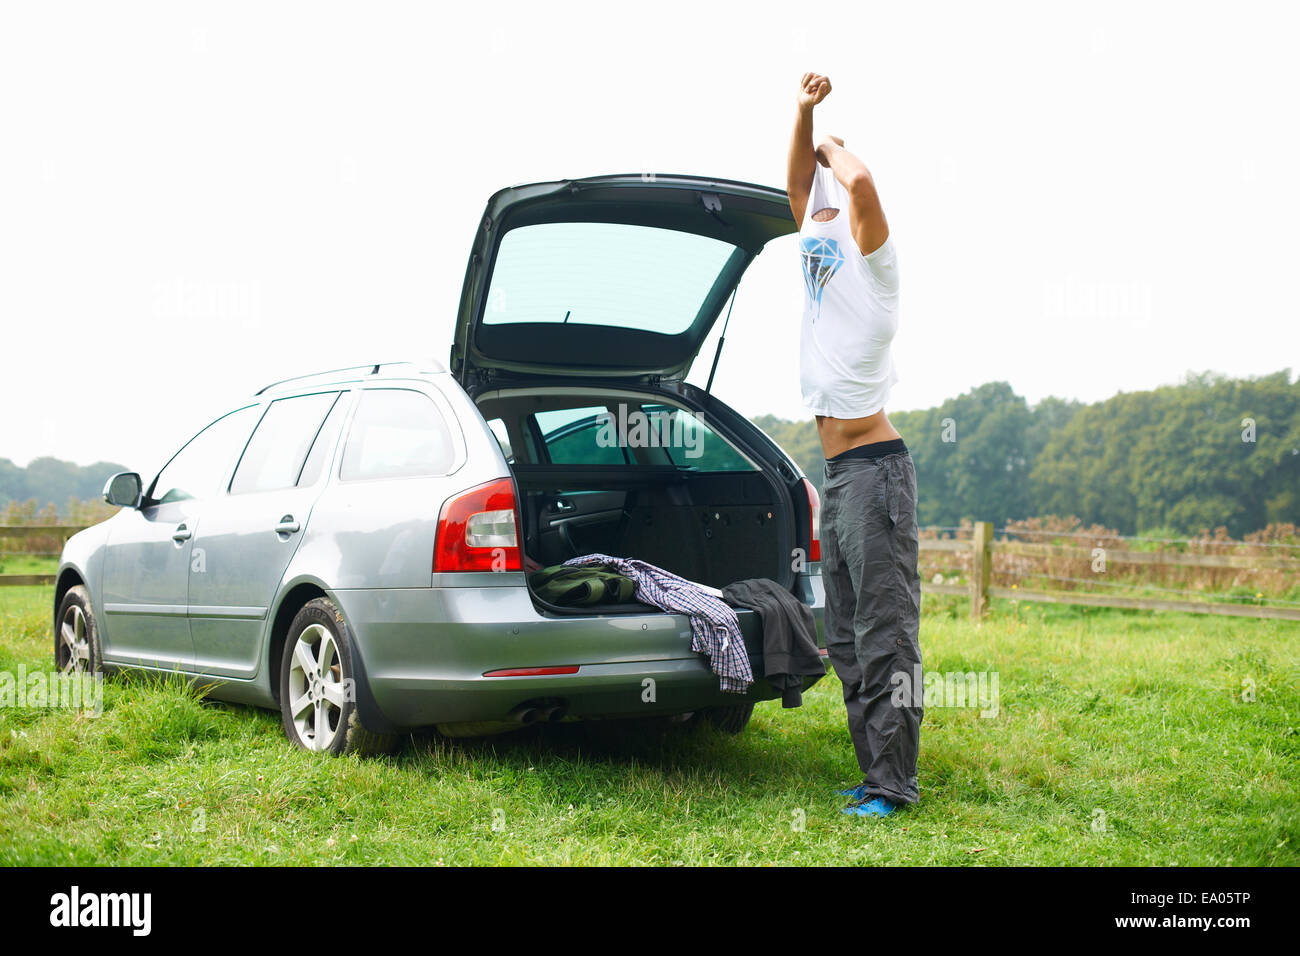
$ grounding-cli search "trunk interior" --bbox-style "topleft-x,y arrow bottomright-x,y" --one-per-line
514,465 -> 785,588
475,388 -> 793,612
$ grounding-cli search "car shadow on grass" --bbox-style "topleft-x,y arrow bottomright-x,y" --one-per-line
395,713 -> 856,800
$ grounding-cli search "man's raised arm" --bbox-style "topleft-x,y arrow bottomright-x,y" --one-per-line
787,73 -> 830,225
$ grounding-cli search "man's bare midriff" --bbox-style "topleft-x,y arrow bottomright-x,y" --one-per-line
816,408 -> 902,460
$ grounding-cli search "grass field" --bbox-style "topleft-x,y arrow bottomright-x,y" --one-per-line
1,585 -> 1296,866
0,556 -> 57,576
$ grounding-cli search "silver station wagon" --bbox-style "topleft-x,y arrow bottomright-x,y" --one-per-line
56,175 -> 827,754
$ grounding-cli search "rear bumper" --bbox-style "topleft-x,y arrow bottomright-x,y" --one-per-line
333,572 -> 824,729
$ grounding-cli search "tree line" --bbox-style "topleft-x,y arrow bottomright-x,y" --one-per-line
754,370 -> 1300,537
0,457 -> 129,514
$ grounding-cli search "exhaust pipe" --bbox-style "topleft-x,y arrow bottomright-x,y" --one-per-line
510,705 -> 540,725
536,705 -> 567,723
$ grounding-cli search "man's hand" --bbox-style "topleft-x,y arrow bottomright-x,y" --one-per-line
798,73 -> 831,111
815,134 -> 845,167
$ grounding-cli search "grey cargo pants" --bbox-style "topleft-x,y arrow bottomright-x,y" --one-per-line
821,449 -> 923,805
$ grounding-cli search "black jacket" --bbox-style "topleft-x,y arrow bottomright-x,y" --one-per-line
722,578 -> 825,708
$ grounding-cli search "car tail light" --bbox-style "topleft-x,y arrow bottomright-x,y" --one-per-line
802,477 -> 821,562
434,477 -> 521,572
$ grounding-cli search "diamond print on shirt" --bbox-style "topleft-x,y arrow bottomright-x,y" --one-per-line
800,235 -> 844,319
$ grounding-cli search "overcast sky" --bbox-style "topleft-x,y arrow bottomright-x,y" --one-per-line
2,1 -> 1297,477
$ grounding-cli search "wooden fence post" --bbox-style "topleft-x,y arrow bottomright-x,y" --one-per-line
972,521 -> 993,619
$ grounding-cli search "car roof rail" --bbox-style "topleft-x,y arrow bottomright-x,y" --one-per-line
254,359 -> 445,396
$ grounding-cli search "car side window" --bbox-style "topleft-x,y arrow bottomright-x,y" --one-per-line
485,417 -> 514,463
230,392 -> 341,495
340,389 -> 457,481
535,406 -> 631,465
643,404 -> 754,471
150,405 -> 261,505
296,392 -> 351,487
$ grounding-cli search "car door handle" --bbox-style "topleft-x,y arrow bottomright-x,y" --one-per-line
172,523 -> 191,543
275,515 -> 301,536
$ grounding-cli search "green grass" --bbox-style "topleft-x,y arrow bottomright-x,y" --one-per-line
0,556 -> 57,576
1,586 -> 1296,865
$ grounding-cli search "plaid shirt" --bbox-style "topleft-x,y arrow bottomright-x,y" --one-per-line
563,553 -> 753,694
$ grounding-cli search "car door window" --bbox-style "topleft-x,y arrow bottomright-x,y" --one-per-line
535,406 -> 631,465
340,389 -> 457,480
297,392 -> 351,487
643,404 -> 754,471
150,405 -> 261,504
230,391 -> 341,495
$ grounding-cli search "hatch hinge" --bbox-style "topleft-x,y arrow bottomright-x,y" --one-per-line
701,191 -> 729,228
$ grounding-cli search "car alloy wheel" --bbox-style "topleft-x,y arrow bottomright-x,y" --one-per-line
286,622 -> 348,752
58,603 -> 92,674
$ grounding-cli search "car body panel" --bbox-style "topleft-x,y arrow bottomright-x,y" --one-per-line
186,483 -> 323,678
54,523 -> 111,650
99,500 -> 201,668
331,582 -> 815,728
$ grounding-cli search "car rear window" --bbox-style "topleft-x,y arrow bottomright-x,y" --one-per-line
482,221 -> 738,335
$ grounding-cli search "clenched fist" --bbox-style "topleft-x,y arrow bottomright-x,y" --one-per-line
798,73 -> 831,110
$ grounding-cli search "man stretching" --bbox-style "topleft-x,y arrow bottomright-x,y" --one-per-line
787,73 -> 922,818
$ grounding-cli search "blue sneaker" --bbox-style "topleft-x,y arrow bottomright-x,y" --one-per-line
842,796 -> 897,818
835,781 -> 871,802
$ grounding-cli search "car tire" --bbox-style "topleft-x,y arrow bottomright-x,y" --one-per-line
54,585 -> 102,676
278,597 -> 397,756
702,701 -> 754,734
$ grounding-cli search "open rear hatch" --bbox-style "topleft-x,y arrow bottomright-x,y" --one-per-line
453,174 -> 807,644
450,174 -> 796,389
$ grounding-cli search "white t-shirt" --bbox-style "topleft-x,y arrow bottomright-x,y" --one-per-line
798,164 -> 899,419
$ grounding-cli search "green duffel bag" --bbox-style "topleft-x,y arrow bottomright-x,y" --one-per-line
529,564 -> 637,607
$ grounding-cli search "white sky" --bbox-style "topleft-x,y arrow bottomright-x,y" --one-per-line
2,1 -> 1297,478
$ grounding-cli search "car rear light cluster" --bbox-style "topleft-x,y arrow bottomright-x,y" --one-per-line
433,477 -> 522,572
802,477 -> 821,562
